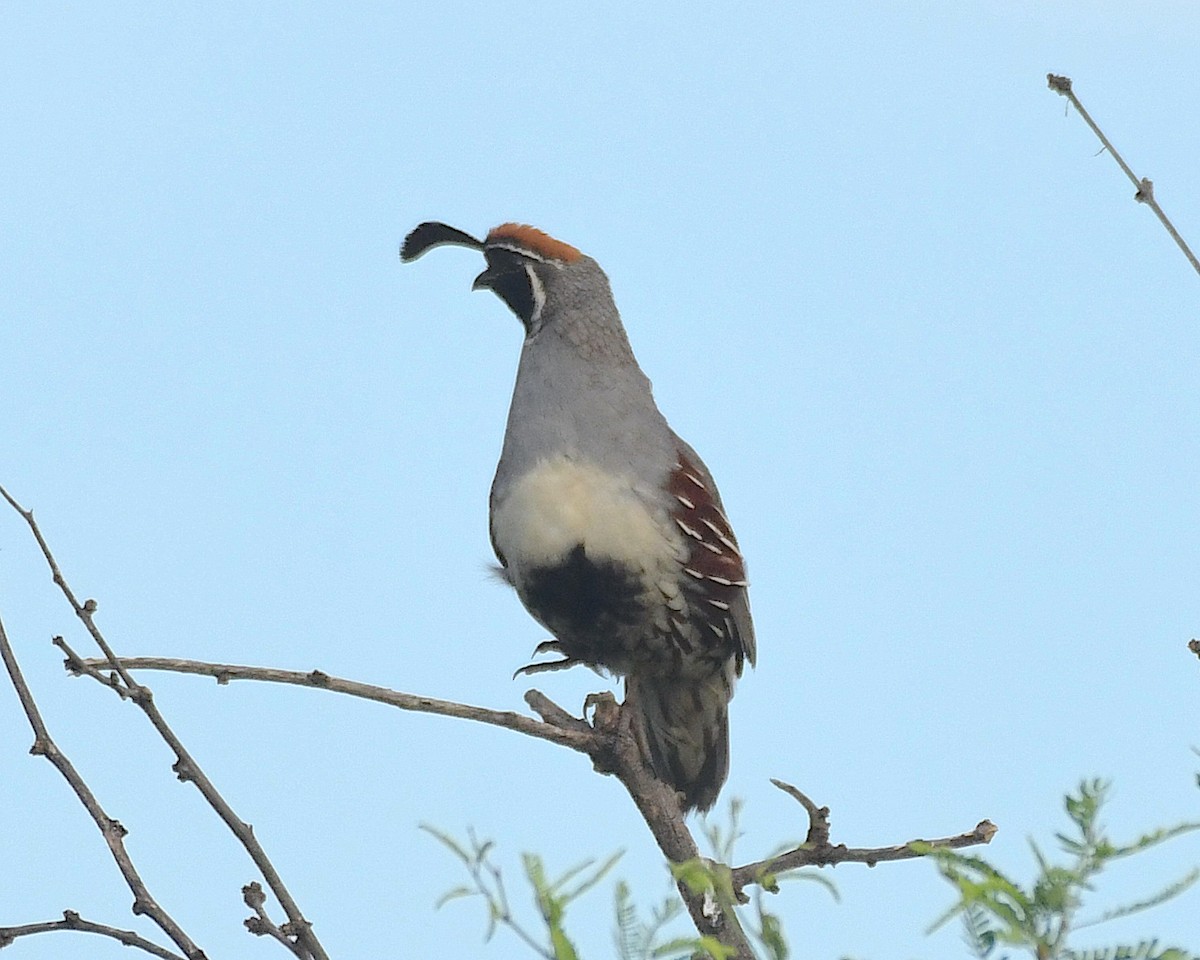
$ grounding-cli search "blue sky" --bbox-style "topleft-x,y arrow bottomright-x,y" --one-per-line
2,2 -> 1198,958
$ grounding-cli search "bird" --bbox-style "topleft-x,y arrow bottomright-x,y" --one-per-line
400,221 -> 755,812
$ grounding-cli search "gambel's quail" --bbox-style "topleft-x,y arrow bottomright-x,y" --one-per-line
401,221 -> 755,811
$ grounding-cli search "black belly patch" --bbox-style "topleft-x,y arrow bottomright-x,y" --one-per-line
523,544 -> 644,663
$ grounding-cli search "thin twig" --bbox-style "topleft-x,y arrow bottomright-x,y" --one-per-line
0,911 -> 187,959
0,485 -> 329,960
768,778 -> 831,847
1047,73 -> 1200,277
0,614 -> 205,959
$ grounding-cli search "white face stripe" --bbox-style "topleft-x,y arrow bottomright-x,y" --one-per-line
487,241 -> 547,262
485,241 -> 568,269
524,263 -> 546,331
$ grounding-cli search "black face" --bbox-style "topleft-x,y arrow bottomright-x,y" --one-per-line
475,249 -> 538,328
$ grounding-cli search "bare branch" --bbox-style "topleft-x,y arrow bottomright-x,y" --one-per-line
0,911 -> 186,959
1047,73 -> 1200,278
0,614 -> 206,959
9,483 -> 993,960
0,485 -> 328,960
731,779 -> 997,896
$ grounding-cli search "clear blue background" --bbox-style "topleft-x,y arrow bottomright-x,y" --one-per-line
3,2 -> 1198,958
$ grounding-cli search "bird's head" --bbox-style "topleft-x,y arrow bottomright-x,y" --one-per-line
401,221 -> 601,336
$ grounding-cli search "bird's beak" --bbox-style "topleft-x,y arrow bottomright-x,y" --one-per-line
472,266 -> 499,292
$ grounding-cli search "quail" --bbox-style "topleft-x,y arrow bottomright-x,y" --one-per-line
401,221 -> 755,811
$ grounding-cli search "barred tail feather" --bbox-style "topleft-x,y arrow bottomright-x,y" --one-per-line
626,667 -> 734,813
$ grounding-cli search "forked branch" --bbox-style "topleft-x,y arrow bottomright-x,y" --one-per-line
0,484 -> 328,960
0,612 -> 204,959
5,485 -> 995,960
85,655 -> 997,957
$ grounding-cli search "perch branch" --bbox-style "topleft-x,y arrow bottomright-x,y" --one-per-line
80,657 -> 994,958
0,613 -> 205,959
82,657 -> 759,959
8,487 -> 994,960
0,912 -> 186,959
1047,73 -> 1200,277
72,656 -> 595,754
0,485 -> 328,960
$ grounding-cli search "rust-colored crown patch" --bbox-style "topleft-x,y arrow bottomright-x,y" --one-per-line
486,223 -> 582,263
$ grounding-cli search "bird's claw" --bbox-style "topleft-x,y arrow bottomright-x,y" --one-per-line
513,639 -> 581,678
513,656 -> 578,679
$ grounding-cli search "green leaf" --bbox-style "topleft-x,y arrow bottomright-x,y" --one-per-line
549,925 -> 580,960
562,850 -> 625,902
419,822 -> 472,864
434,885 -> 477,909
669,857 -> 716,895
651,937 -> 709,958
614,881 -> 639,960
1077,867 -> 1200,929
693,935 -> 738,959
1109,823 -> 1200,861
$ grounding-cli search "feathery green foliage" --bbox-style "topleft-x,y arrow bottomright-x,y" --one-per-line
918,779 -> 1200,960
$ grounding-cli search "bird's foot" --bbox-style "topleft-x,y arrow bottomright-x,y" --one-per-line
583,690 -> 621,730
582,691 -> 624,775
513,641 -> 580,678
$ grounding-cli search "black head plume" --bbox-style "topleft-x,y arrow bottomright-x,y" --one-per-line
400,222 -> 484,262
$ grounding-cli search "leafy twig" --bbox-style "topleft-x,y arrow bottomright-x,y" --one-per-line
422,827 -> 623,960
923,779 -> 1200,959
